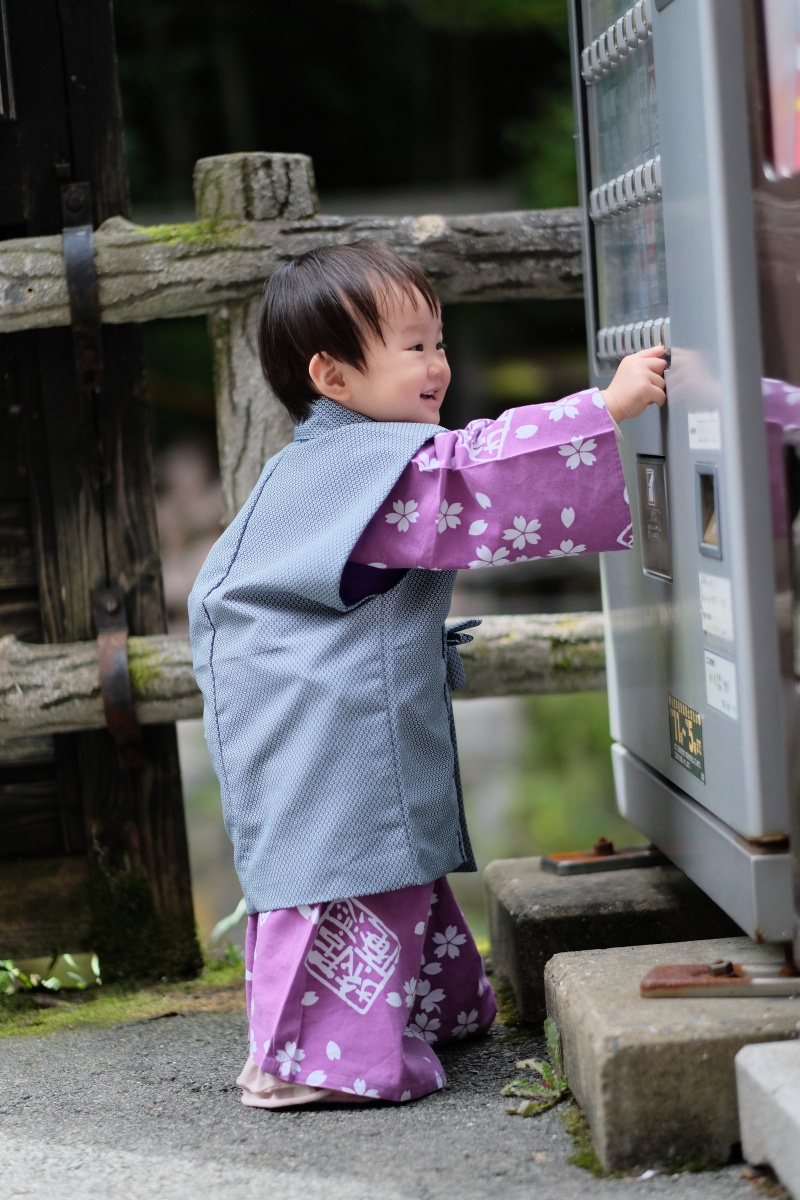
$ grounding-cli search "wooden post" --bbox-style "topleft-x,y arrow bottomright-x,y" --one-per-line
0,0 -> 201,978
195,153 -> 319,522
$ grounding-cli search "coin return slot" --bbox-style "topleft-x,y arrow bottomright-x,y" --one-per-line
696,466 -> 722,559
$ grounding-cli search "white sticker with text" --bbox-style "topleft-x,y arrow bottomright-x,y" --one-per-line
699,573 -> 734,642
689,412 -> 721,452
704,650 -> 738,720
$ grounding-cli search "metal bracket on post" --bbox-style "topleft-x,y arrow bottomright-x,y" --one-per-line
93,585 -> 148,769
61,180 -> 104,394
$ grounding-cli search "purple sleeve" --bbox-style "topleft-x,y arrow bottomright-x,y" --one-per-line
349,388 -> 632,570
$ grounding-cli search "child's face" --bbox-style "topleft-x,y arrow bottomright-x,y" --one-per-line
326,287 -> 450,423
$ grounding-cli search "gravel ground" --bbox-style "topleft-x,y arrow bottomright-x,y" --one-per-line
0,1010 -> 774,1200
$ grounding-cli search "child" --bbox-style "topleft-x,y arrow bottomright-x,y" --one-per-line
188,240 -> 667,1109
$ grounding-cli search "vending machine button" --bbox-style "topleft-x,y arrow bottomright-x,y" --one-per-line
634,0 -> 650,39
614,175 -> 627,211
641,0 -> 653,27
597,330 -> 608,361
653,156 -> 663,192
624,170 -> 638,207
597,31 -> 610,69
598,184 -> 610,217
614,19 -> 629,59
589,189 -> 601,221
662,317 -> 672,352
633,322 -> 645,351
634,163 -> 648,201
614,327 -> 627,358
581,46 -> 593,80
642,320 -> 654,348
623,11 -> 639,49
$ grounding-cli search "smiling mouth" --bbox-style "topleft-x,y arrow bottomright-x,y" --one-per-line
420,390 -> 438,400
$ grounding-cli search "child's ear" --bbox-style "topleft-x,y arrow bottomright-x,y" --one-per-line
309,352 -> 349,400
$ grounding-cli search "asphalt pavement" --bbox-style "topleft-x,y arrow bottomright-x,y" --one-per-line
0,1008 -> 776,1200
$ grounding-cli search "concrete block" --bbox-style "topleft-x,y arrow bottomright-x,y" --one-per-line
545,938 -> 800,1172
484,856 -> 740,1024
737,1040 -> 800,1199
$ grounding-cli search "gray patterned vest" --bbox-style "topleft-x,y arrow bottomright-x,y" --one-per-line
188,398 -> 476,912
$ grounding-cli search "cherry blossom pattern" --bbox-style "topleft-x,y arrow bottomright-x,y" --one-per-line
342,1079 -> 380,1098
452,1009 -> 480,1039
545,394 -> 583,421
547,540 -> 587,558
502,516 -> 541,551
404,1012 -> 440,1043
306,1070 -> 328,1086
559,436 -> 597,469
385,500 -> 419,532
403,977 -> 418,1007
436,500 -> 463,533
276,1041 -> 305,1077
469,546 -> 510,570
432,924 -> 467,959
416,450 -> 443,471
415,978 -> 446,1013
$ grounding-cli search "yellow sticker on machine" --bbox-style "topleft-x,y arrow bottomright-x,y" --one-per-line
668,694 -> 705,783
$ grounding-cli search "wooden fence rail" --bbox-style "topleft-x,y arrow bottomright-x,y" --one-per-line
0,613 -> 606,743
0,209 -> 581,334
0,152 -> 598,755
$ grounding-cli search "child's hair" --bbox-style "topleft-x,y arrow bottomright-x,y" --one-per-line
258,239 -> 440,423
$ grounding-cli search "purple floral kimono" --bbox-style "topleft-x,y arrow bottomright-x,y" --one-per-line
238,388 -> 628,1108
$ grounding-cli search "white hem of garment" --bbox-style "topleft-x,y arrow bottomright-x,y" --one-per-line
237,1056 -> 378,1109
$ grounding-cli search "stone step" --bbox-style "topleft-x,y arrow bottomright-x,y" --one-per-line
736,1039 -> 800,1198
484,855 -> 740,1024
545,938 -> 800,1171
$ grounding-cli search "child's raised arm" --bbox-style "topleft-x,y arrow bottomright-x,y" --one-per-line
601,346 -> 668,424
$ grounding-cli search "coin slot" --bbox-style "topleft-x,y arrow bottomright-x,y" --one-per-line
696,465 -> 722,559
636,455 -> 672,580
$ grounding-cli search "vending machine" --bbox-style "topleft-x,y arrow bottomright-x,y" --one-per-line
568,0 -> 800,965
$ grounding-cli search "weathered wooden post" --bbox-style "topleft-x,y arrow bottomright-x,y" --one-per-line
195,153 -> 319,523
0,0 -> 200,978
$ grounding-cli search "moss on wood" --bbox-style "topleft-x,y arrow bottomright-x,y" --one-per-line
127,638 -> 165,694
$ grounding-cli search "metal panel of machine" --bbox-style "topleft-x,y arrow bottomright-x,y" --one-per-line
569,0 -> 799,943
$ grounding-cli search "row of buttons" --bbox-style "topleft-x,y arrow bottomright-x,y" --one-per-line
589,156 -> 662,221
597,316 -> 671,362
580,0 -> 653,83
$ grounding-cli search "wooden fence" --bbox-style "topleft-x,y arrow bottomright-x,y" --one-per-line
0,151 -> 604,960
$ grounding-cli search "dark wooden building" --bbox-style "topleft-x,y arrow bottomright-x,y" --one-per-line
0,0 -> 200,979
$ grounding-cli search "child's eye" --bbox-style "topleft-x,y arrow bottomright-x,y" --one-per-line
410,343 -> 424,351
438,341 -> 447,351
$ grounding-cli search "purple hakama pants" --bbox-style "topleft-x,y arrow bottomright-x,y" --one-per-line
238,877 -> 496,1106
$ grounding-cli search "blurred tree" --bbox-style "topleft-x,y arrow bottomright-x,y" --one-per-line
113,0 -> 576,211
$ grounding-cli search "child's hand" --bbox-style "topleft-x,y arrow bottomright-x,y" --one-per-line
601,347 -> 667,423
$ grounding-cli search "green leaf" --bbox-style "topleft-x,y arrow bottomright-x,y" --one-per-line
501,1077 -> 554,1099
210,898 -> 248,945
544,1017 -> 564,1080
